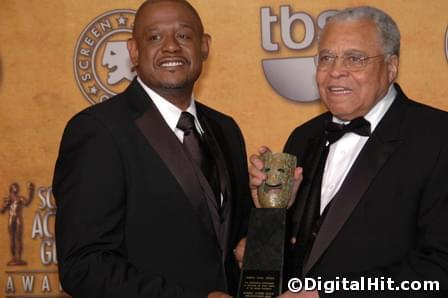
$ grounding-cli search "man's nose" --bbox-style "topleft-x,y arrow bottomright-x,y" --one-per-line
328,57 -> 349,78
162,35 -> 181,52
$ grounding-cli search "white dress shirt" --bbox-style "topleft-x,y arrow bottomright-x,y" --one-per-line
320,84 -> 397,214
137,76 -> 204,142
137,77 -> 223,205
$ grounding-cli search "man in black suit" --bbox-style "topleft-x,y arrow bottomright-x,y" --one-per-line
53,1 -> 251,297
248,6 -> 448,297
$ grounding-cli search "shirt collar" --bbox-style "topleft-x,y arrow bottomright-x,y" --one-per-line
137,76 -> 204,134
333,84 -> 397,133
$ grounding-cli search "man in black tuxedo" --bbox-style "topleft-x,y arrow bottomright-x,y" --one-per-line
53,1 -> 251,297
248,6 -> 448,297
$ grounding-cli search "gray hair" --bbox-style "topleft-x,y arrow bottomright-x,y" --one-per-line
324,6 -> 401,57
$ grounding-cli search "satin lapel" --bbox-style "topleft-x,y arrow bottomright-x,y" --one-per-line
303,138 -> 399,274
289,135 -> 327,238
304,88 -> 407,275
134,99 -> 216,237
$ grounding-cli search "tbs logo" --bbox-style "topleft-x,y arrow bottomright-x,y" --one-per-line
260,6 -> 337,102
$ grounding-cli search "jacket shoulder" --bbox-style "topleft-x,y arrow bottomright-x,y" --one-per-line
66,91 -> 134,130
287,112 -> 330,141
283,111 -> 330,155
196,101 -> 241,132
197,102 -> 234,122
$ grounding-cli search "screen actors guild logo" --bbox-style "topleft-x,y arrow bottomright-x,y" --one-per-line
1,182 -> 35,266
74,9 -> 136,105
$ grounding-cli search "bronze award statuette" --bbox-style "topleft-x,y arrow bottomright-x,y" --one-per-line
238,152 -> 297,298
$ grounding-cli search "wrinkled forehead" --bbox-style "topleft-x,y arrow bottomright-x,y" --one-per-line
318,19 -> 381,52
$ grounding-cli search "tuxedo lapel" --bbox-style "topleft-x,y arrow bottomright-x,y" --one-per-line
303,137 -> 400,274
290,135 -> 327,238
131,86 -> 216,238
303,86 -> 408,275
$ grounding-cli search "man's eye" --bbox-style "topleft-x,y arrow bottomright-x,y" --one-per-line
264,168 -> 271,173
320,55 -> 334,63
177,33 -> 191,40
149,35 -> 161,41
347,55 -> 363,63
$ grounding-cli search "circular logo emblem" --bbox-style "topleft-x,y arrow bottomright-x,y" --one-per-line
74,9 -> 136,105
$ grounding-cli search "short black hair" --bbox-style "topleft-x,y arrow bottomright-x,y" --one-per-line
133,0 -> 205,37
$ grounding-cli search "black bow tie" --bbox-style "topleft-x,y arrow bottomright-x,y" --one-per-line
325,117 -> 371,145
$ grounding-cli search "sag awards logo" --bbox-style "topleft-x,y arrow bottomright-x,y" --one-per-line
260,6 -> 338,102
2,183 -> 67,296
1,182 -> 35,266
74,9 -> 136,105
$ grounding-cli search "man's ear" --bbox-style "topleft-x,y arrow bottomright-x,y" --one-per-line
127,38 -> 139,68
387,54 -> 399,83
201,33 -> 211,60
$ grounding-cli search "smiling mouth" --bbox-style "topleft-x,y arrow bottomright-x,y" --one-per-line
264,183 -> 282,192
159,58 -> 187,69
328,86 -> 352,94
